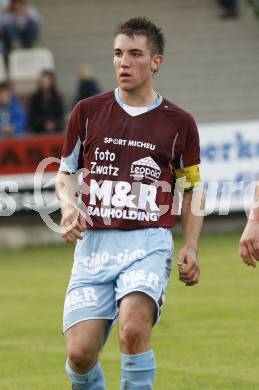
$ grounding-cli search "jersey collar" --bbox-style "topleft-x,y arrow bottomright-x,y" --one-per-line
114,87 -> 163,115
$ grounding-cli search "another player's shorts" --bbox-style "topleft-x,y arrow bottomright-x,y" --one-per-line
63,227 -> 174,335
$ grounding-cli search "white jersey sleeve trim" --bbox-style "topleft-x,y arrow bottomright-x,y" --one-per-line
59,137 -> 81,173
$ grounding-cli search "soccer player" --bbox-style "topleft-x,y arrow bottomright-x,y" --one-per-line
56,17 -> 204,390
240,184 -> 259,267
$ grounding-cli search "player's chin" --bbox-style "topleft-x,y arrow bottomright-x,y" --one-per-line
118,81 -> 135,92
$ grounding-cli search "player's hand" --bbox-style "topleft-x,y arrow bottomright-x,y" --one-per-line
177,246 -> 200,286
60,204 -> 87,244
239,220 -> 259,267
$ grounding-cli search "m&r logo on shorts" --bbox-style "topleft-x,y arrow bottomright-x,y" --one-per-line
122,270 -> 160,291
64,287 -> 98,315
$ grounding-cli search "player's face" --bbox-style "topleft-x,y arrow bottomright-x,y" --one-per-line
113,34 -> 163,93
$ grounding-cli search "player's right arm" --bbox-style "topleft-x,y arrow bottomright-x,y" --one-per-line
56,101 -> 87,244
56,171 -> 86,244
239,183 -> 259,267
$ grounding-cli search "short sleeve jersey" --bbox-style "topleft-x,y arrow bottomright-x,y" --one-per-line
60,90 -> 201,230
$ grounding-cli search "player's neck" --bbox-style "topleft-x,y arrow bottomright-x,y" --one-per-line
119,87 -> 157,107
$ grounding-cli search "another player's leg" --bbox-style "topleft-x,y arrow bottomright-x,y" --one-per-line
118,292 -> 157,390
65,319 -> 108,390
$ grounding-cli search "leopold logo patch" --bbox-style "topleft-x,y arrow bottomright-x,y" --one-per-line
130,156 -> 161,181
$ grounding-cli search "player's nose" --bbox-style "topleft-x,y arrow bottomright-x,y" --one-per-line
120,53 -> 130,67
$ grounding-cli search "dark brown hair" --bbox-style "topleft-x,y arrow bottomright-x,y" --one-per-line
114,16 -> 165,55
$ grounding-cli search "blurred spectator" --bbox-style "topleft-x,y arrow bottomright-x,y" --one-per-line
218,0 -> 239,18
0,0 -> 7,54
0,0 -> 41,60
74,64 -> 101,104
253,0 -> 259,14
0,29 -> 3,54
28,70 -> 64,134
0,81 -> 27,137
0,0 -> 9,10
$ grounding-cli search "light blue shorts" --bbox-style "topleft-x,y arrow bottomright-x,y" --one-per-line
63,228 -> 174,335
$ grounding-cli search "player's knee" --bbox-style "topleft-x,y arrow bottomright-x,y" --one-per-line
119,321 -> 150,354
68,346 -> 98,373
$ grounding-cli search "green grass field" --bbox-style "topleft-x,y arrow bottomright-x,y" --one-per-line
1,232 -> 259,390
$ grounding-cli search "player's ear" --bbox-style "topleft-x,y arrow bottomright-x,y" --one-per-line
151,54 -> 164,73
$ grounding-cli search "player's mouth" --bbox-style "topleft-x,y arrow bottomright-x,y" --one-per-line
119,72 -> 131,79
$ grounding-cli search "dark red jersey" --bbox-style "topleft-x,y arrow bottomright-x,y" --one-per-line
60,90 -> 200,229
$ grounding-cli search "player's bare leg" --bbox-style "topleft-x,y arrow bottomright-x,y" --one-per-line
65,319 -> 109,389
118,292 -> 157,389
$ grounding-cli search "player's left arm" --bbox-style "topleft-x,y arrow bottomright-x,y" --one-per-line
174,113 -> 204,286
239,183 -> 259,267
177,188 -> 205,286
